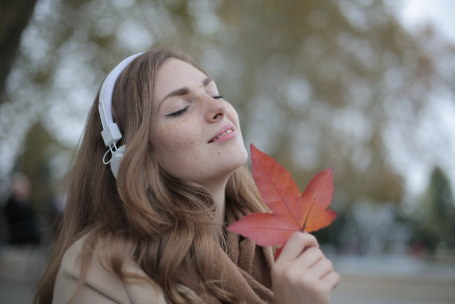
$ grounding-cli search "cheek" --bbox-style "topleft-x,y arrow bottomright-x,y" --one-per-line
227,107 -> 242,134
152,121 -> 202,171
227,104 -> 239,121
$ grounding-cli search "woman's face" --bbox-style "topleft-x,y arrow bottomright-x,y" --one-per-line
150,58 -> 248,188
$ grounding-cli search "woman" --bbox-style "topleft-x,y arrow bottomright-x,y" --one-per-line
34,46 -> 339,304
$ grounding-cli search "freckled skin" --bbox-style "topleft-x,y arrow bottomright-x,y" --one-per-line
150,59 -> 248,188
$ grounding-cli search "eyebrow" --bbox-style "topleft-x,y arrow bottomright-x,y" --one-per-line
158,77 -> 213,110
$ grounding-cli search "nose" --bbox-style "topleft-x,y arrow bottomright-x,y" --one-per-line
204,96 -> 226,123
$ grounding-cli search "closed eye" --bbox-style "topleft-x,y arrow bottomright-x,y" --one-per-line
166,95 -> 222,117
166,106 -> 190,117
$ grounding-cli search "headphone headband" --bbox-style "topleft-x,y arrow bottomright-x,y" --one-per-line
98,53 -> 143,147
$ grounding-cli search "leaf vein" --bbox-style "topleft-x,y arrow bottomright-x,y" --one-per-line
268,175 -> 300,228
303,186 -> 320,230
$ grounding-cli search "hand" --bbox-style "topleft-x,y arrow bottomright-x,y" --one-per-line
271,232 -> 340,304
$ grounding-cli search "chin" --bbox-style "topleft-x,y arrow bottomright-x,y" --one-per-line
198,140 -> 248,185
239,145 -> 249,165
228,145 -> 249,171
211,145 -> 247,178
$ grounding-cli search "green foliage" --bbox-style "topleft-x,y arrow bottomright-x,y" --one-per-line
413,167 -> 455,250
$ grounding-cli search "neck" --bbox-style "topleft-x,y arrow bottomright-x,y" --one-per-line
203,178 -> 228,226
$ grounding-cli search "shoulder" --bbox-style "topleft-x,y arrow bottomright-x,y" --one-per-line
53,234 -> 167,304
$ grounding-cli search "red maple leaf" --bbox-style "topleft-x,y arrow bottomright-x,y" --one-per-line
227,144 -> 336,258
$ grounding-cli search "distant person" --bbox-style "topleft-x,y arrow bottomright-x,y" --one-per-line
35,46 -> 339,304
4,173 -> 40,246
48,192 -> 66,243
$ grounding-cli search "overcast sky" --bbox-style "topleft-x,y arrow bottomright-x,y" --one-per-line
399,0 -> 455,43
396,0 -> 455,200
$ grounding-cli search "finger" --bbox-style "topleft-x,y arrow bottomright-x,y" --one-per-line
320,271 -> 340,290
307,258 -> 333,279
292,246 -> 325,270
276,232 -> 319,264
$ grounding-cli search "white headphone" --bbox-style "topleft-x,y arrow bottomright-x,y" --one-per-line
99,53 -> 143,179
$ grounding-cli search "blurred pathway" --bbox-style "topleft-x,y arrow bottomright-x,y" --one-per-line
331,255 -> 455,304
332,273 -> 455,304
0,246 -> 45,304
1,248 -> 455,304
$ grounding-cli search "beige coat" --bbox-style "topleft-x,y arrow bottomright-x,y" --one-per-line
53,235 -> 188,304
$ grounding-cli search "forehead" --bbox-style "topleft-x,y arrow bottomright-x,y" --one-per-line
154,58 -> 207,99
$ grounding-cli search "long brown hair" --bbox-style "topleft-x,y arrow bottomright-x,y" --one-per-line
34,46 -> 268,304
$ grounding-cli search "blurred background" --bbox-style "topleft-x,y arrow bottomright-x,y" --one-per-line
1,0 -> 455,303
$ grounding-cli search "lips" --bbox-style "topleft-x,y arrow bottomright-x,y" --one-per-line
208,123 -> 235,143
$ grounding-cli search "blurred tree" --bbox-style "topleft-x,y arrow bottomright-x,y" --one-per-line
215,0 -> 422,205
430,167 -> 454,221
0,0 -> 39,103
1,0 -> 454,218
411,166 -> 455,251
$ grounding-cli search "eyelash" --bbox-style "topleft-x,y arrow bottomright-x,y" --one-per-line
166,95 -> 224,117
167,106 -> 190,117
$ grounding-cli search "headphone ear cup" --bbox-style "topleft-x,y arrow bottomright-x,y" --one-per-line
110,145 -> 125,179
